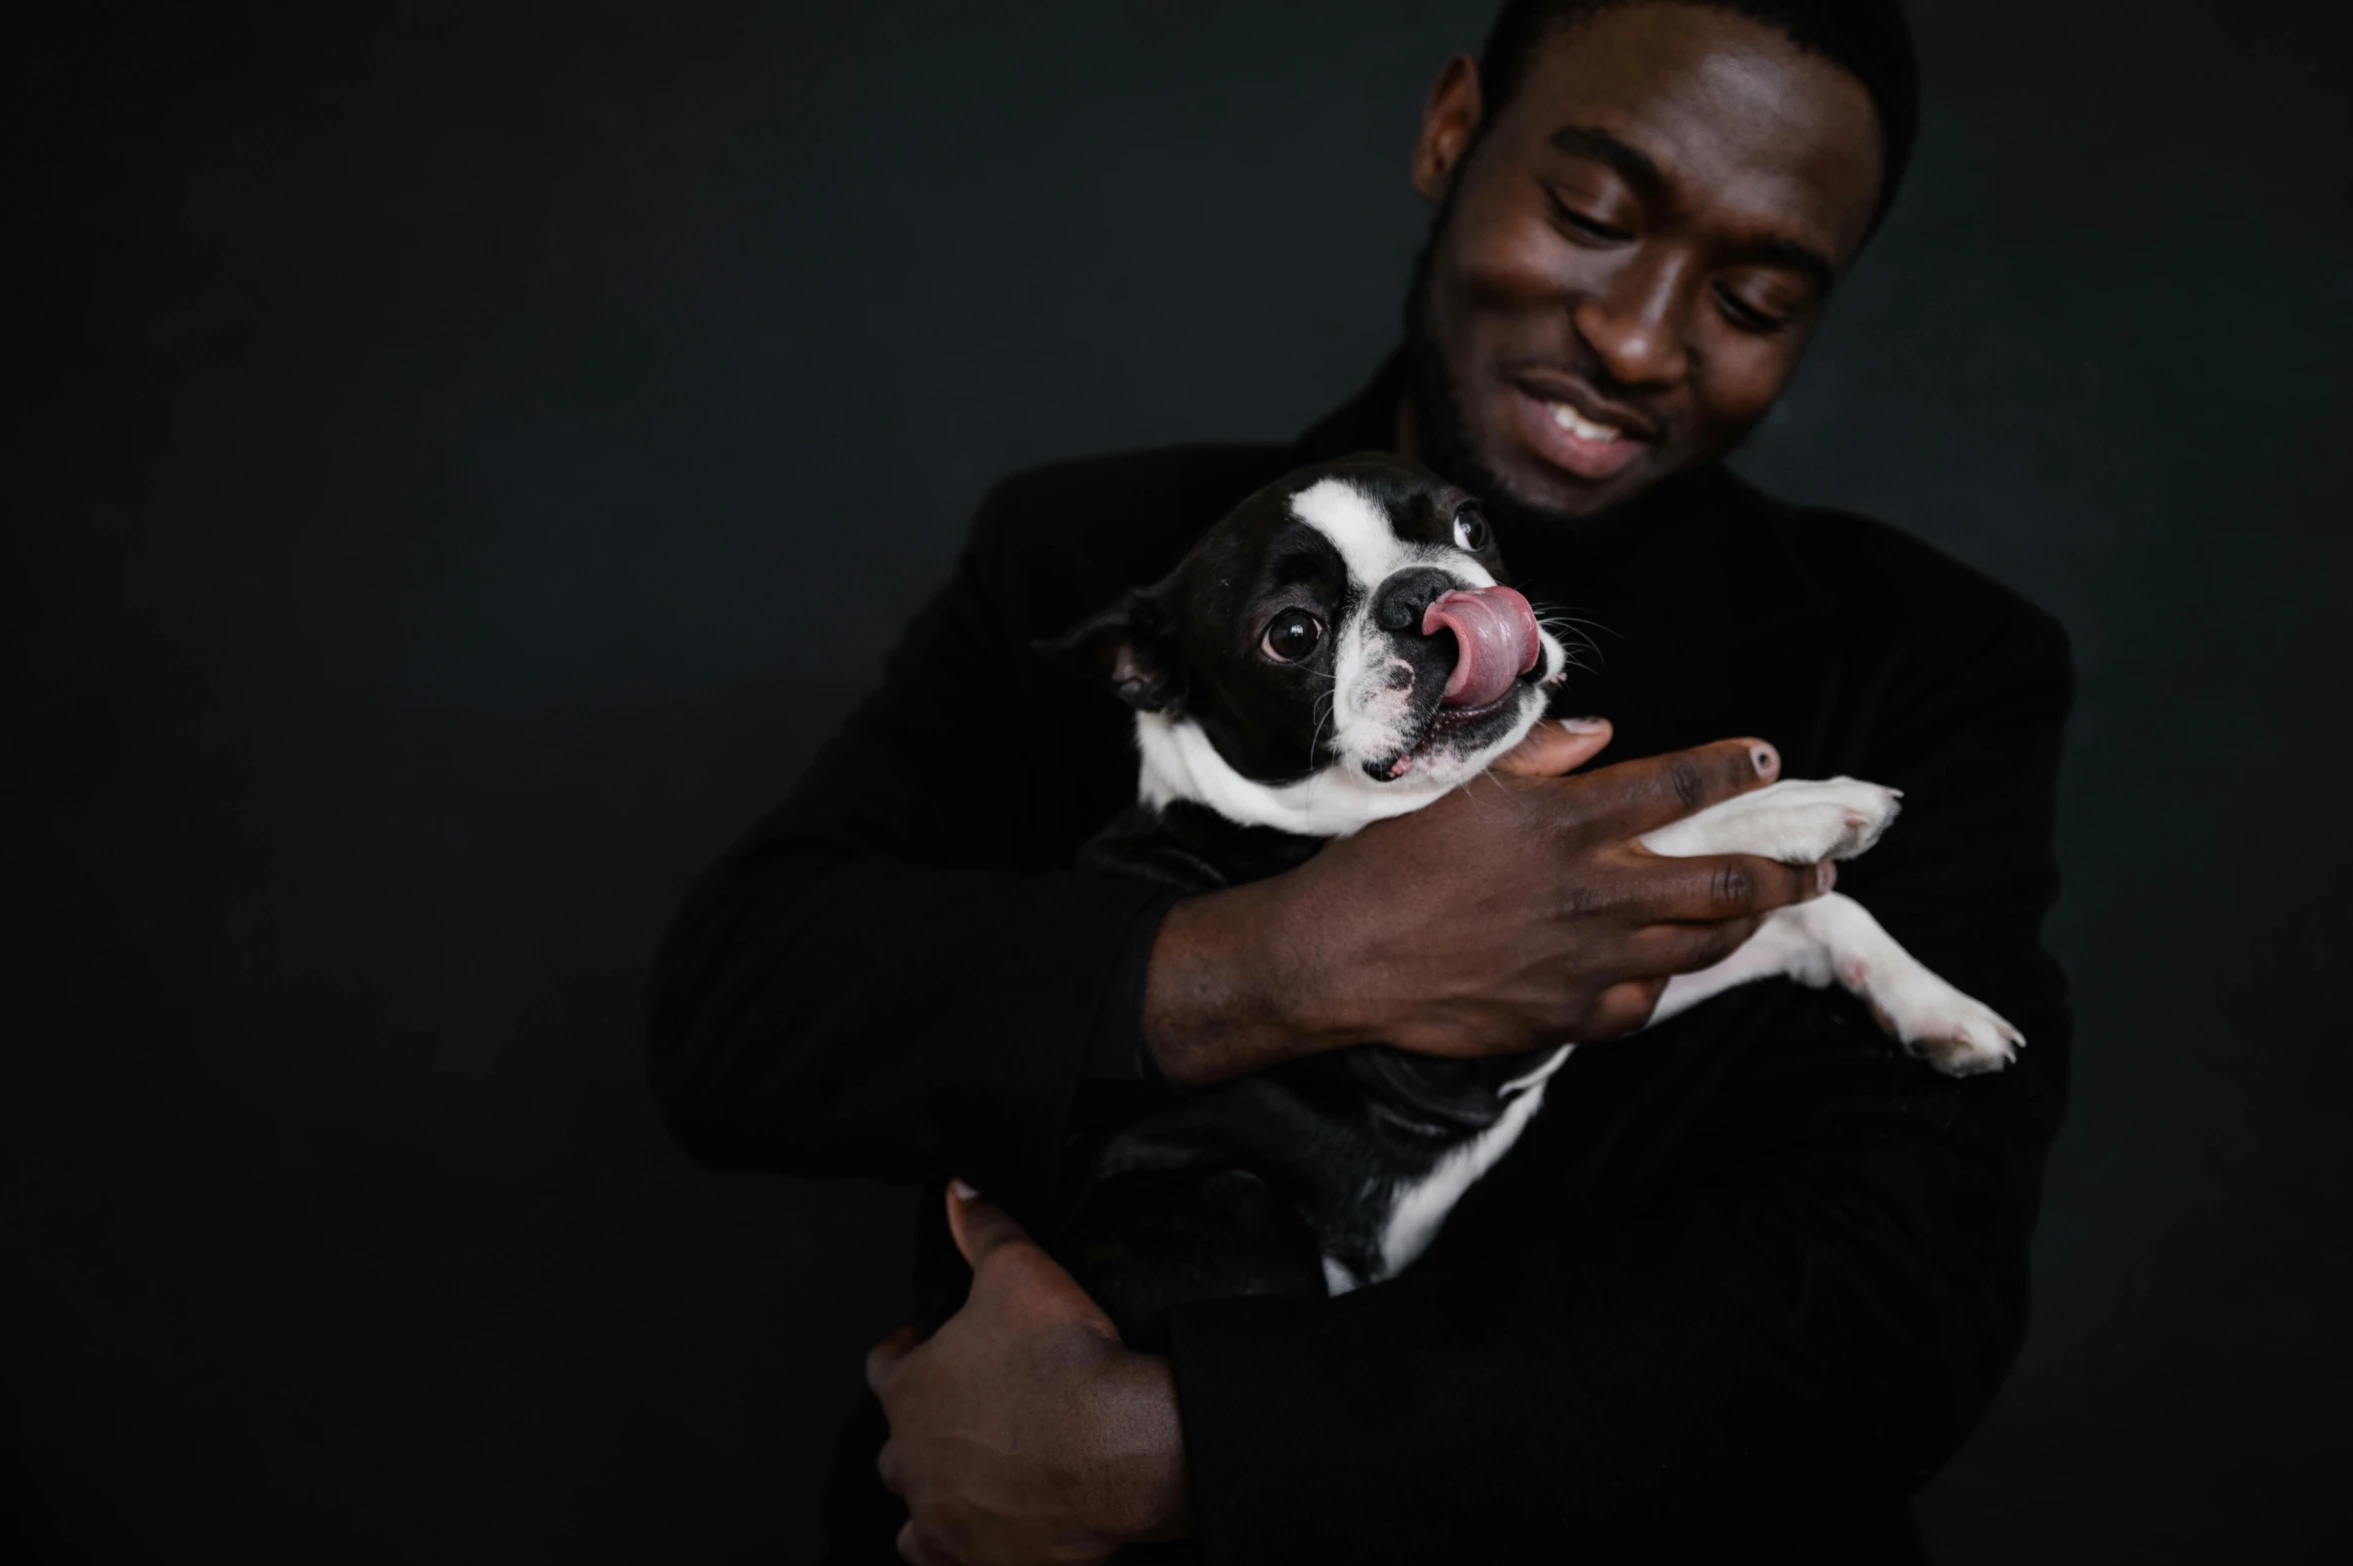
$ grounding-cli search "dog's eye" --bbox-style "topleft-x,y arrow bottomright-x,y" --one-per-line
1260,610 -> 1324,663
1452,506 -> 1491,552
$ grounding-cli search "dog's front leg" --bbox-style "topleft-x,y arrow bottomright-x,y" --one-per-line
1781,894 -> 2022,1074
1655,896 -> 2021,1073
1656,898 -> 2023,1067
1650,906 -> 1835,1025
1637,778 -> 2022,1075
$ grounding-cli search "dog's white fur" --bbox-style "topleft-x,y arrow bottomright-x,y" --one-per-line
1138,475 -> 2024,1292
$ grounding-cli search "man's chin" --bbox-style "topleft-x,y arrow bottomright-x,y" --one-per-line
1483,407 -> 1705,516
1422,381 -> 1670,530
1465,448 -> 1663,538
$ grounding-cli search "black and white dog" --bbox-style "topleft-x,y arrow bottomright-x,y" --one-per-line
1040,454 -> 2019,1350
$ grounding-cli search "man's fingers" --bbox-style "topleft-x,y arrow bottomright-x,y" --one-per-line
866,1325 -> 919,1394
944,1178 -> 1121,1334
1585,977 -> 1668,1039
944,1179 -> 1035,1270
896,1519 -> 965,1566
1585,738 -> 1781,835
1620,915 -> 1765,979
1637,852 -> 1825,923
1491,716 -> 1613,778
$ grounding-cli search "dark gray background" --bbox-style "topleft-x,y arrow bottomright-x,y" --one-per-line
7,0 -> 2348,1560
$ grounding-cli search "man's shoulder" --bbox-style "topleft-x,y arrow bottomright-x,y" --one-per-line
953,442 -> 1303,639
1726,472 -> 2072,681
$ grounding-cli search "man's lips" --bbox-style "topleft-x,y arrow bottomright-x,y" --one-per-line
1507,378 -> 1656,485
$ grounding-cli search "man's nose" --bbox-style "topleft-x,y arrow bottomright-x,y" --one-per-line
1371,567 -> 1459,633
1572,251 -> 1693,389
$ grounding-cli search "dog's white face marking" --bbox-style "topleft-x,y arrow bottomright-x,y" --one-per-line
1298,478 -> 1503,794
1287,476 -> 1421,592
1135,475 -> 1567,838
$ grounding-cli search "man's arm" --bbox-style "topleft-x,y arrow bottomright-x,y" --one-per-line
645,477 -> 1184,1213
1139,725 -> 1827,1088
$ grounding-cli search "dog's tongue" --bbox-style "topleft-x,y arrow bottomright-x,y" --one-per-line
1423,586 -> 1541,709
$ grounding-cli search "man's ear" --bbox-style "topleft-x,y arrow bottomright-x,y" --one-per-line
1411,54 -> 1484,205
1034,589 -> 1186,713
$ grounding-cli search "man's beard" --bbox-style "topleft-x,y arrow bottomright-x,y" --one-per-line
1399,214 -> 1653,557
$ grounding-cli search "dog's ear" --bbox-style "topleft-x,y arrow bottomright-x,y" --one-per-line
1035,588 -> 1186,712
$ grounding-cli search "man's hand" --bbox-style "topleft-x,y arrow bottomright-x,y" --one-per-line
868,1183 -> 1191,1566
1144,722 -> 1833,1087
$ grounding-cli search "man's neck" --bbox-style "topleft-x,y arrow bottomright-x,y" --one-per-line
1391,392 -> 1420,464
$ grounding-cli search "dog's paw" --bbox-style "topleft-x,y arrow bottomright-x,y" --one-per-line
1856,957 -> 2023,1076
1641,777 -> 1902,864
1775,777 -> 1903,860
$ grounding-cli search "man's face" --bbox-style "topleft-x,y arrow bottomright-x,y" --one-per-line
1406,2 -> 1886,522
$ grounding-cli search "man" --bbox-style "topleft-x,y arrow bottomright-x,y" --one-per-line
647,1 -> 2072,1560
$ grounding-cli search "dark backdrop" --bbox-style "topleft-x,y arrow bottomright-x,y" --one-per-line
7,1 -> 2348,1560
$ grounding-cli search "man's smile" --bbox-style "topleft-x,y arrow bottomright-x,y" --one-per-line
1506,377 -> 1656,485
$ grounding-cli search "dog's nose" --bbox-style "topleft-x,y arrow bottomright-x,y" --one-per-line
1370,567 -> 1458,633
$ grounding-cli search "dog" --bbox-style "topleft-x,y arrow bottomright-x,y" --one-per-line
1038,453 -> 2021,1351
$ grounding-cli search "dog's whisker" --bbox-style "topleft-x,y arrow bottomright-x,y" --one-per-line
1533,615 -> 1605,654
1307,689 -> 1337,770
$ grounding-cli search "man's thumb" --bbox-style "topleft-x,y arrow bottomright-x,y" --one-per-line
944,1178 -> 1032,1268
1491,716 -> 1612,778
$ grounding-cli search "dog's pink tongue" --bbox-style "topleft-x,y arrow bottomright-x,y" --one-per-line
1423,586 -> 1541,709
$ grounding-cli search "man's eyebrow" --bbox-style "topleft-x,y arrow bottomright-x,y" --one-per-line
1546,123 -> 1840,291
1545,124 -> 1663,196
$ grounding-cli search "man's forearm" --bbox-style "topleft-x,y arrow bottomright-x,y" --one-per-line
650,844 -> 1176,1198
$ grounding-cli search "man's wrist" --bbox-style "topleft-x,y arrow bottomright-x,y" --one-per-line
1142,878 -> 1333,1088
1084,1350 -> 1192,1544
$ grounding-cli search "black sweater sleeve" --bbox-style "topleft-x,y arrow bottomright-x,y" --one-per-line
1163,604 -> 2075,1561
644,480 -> 1181,1215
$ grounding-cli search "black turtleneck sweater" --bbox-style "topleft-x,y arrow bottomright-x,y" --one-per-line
645,360 -> 2073,1564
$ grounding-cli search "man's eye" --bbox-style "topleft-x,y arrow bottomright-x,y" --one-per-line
1260,610 -> 1324,663
1545,188 -> 1629,243
1715,285 -> 1792,335
1452,506 -> 1491,552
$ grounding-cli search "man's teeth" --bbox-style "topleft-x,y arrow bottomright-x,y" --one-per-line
1549,402 -> 1625,444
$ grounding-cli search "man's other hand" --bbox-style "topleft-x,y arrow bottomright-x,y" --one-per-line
1144,723 -> 1833,1086
867,1183 -> 1192,1566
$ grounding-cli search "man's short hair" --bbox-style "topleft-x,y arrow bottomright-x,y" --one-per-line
1477,0 -> 1921,238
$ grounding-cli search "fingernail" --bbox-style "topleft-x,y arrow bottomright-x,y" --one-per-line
1751,743 -> 1779,779
950,1178 -> 980,1202
1816,861 -> 1837,894
1561,716 -> 1608,733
